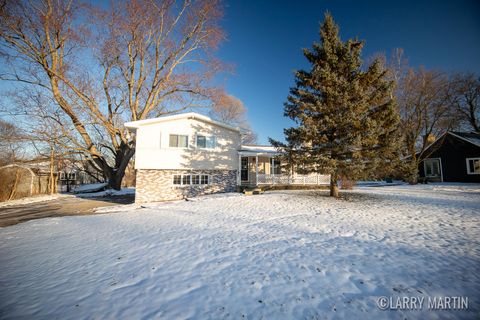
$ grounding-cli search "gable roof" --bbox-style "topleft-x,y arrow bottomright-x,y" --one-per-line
448,131 -> 480,148
240,145 -> 279,154
405,131 -> 480,160
124,112 -> 240,132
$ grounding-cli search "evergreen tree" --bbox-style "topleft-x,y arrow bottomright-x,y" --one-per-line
270,13 -> 400,197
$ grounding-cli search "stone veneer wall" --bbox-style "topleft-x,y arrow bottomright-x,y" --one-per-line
135,169 -> 237,203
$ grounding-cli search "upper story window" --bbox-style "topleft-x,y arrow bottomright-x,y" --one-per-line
169,134 -> 188,148
196,135 -> 217,149
466,158 -> 480,175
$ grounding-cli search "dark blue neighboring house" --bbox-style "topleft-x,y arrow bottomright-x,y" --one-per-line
418,131 -> 480,183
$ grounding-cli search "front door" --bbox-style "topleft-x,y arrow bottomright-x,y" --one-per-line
424,158 -> 442,181
241,157 -> 249,181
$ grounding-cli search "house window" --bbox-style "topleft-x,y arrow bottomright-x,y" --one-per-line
173,175 -> 182,185
196,135 -> 216,149
169,134 -> 188,148
59,172 -> 76,180
182,175 -> 191,185
196,135 -> 207,148
271,159 -> 281,174
173,174 -> 210,186
466,158 -> 480,174
192,175 -> 200,185
424,158 -> 441,177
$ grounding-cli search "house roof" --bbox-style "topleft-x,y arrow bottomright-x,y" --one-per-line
238,144 -> 281,156
406,131 -> 480,159
449,131 -> 480,148
124,112 -> 241,132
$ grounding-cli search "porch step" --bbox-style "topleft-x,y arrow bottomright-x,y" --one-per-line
243,187 -> 264,195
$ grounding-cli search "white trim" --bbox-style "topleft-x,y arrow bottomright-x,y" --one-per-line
466,157 -> 480,175
240,145 -> 278,152
238,151 -> 281,157
423,157 -> 443,182
449,132 -> 480,148
125,112 -> 240,133
255,156 -> 259,185
237,154 -> 241,186
408,131 -> 480,159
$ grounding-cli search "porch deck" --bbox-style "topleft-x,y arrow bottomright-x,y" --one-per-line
256,173 -> 330,185
238,145 -> 330,187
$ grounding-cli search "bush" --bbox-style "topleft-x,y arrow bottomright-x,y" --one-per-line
340,177 -> 356,190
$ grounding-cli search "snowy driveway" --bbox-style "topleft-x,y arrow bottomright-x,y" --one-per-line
0,194 -> 134,227
0,185 -> 479,319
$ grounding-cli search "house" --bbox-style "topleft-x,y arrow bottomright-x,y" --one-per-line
125,112 -> 329,203
22,158 -> 104,192
418,131 -> 480,183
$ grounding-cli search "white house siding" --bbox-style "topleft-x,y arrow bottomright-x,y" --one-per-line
135,118 -> 241,170
136,169 -> 237,203
131,116 -> 241,203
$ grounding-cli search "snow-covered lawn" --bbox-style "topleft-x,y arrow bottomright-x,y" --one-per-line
0,185 -> 479,319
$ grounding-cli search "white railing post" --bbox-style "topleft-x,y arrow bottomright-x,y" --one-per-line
255,156 -> 258,186
271,157 -> 275,185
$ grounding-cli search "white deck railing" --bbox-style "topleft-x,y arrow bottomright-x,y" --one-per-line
256,174 -> 330,185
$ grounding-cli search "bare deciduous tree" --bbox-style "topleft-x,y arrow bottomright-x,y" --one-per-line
449,73 -> 480,132
0,119 -> 24,166
389,50 -> 454,183
0,0 -> 229,189
209,94 -> 257,144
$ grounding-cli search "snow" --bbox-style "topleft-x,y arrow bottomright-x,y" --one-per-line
75,187 -> 135,198
357,182 -> 480,193
0,185 -> 479,319
0,194 -> 69,209
73,182 -> 108,193
240,145 -> 279,154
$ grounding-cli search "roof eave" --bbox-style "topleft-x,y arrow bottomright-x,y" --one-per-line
124,112 -> 241,133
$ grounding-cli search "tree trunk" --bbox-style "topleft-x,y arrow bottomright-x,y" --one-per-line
49,147 -> 55,195
406,160 -> 419,184
105,144 -> 136,190
330,173 -> 339,197
108,170 -> 124,190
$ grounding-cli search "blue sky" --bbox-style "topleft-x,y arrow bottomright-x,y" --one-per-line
218,0 -> 480,144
